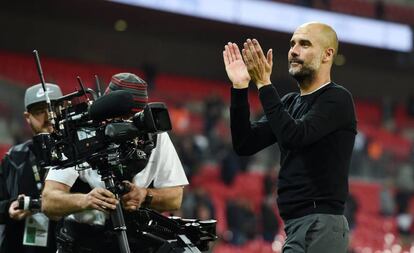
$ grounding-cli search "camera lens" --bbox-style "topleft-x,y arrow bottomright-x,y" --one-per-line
17,197 -> 27,210
17,196 -> 41,211
29,198 -> 42,211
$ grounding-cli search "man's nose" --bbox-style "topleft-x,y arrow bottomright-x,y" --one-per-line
290,45 -> 300,57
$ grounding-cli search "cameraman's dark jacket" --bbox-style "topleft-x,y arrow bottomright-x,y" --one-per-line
0,140 -> 56,253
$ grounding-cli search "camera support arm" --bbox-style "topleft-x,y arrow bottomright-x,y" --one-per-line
99,166 -> 131,253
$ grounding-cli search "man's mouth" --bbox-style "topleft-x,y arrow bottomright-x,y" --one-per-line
290,59 -> 303,65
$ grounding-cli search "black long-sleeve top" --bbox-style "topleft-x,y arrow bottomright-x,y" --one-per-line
230,83 -> 356,220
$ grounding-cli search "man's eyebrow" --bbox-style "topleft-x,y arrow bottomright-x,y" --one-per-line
299,39 -> 312,45
290,39 -> 312,46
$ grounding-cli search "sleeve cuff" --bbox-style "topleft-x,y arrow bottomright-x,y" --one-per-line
259,84 -> 282,112
46,167 -> 79,187
231,87 -> 249,107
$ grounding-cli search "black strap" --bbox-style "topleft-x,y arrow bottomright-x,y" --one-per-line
28,151 -> 43,193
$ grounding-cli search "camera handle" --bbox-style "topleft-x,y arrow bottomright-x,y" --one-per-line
101,172 -> 131,253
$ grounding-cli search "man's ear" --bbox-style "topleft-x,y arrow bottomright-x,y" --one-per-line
323,48 -> 335,63
23,111 -> 31,125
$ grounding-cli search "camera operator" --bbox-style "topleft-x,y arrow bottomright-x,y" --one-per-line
42,73 -> 189,253
0,83 -> 62,253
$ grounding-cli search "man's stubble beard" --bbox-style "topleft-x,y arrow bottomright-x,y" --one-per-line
31,124 -> 53,135
288,55 -> 321,87
288,64 -> 316,87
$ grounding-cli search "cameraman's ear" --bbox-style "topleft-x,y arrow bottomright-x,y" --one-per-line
23,112 -> 31,125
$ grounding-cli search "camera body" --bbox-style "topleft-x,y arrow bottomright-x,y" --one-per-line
32,89 -> 172,179
17,196 -> 41,212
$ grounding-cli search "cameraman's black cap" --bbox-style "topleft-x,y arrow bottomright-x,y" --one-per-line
105,73 -> 148,113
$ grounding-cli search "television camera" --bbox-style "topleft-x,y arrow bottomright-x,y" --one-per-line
30,50 -> 216,253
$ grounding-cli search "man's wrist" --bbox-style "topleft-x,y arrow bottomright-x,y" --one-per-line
256,82 -> 271,90
78,194 -> 89,210
232,82 -> 249,89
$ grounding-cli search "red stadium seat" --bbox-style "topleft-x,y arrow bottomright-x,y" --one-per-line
330,0 -> 376,18
354,100 -> 382,126
350,180 -> 381,214
232,172 -> 264,212
358,124 -> 412,160
385,4 -> 414,25
394,104 -> 414,129
0,143 -> 11,160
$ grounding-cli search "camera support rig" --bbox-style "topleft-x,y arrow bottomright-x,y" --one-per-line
31,50 -> 217,253
92,158 -> 132,253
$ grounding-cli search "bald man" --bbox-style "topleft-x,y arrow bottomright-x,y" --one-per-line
223,22 -> 356,252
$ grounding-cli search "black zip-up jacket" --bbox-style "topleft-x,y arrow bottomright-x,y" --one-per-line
0,140 -> 56,253
230,83 -> 356,220
0,141 -> 34,223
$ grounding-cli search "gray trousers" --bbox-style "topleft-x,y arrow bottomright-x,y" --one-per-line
283,214 -> 349,253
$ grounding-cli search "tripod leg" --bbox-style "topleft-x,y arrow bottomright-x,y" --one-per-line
111,202 -> 131,253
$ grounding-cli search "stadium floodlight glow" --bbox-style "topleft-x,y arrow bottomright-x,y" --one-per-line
109,0 -> 413,53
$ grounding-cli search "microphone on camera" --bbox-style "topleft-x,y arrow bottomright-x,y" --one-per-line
89,90 -> 135,121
